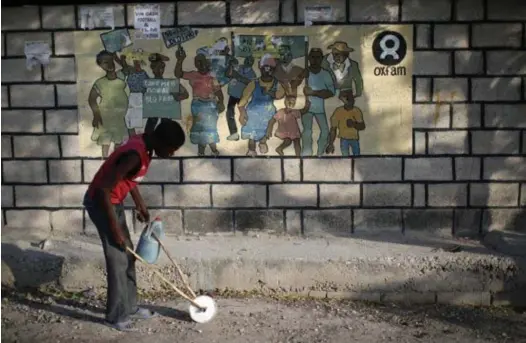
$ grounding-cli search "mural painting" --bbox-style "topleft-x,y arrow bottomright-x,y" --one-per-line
74,25 -> 413,157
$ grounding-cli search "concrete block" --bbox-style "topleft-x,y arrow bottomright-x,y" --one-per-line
6,32 -> 51,56
44,58 -> 76,82
77,5 -> 125,28
269,184 -> 317,207
319,184 -> 360,207
42,6 -> 75,28
285,210 -> 301,235
492,290 -> 526,307
13,136 -> 60,158
183,159 -> 230,182
414,132 -> 426,154
303,159 -> 351,182
413,104 -> 450,129
5,210 -> 50,229
401,0 -> 451,20
2,136 -> 12,158
57,185 -> 85,207
281,0 -> 295,23
413,184 -> 426,207
437,292 -> 491,306
353,209 -> 402,233
382,292 -> 436,304
454,51 -> 483,75
404,158 -> 452,181
413,52 -> 451,75
164,185 -> 211,207
304,209 -> 351,237
56,84 -> 78,107
143,159 -> 180,182
155,210 -> 183,235
404,209 -> 453,233
123,185 -> 163,207
472,77 -> 521,101
471,130 -> 520,155
11,85 -> 55,107
3,160 -> 47,183
348,0 -> 399,21
455,0 -> 484,21
183,210 -> 233,233
470,183 -> 519,207
50,210 -> 83,233
1,6 -> 40,30
1,110 -> 44,133
46,110 -> 78,133
428,184 -> 468,207
54,32 -> 74,55
452,104 -> 481,128
488,0 -> 526,20
126,3 -> 175,26
230,0 -> 279,24
16,185 -> 84,207
2,59 -> 42,83
427,131 -> 468,155
415,78 -> 431,101
234,210 -> 284,232
416,24 -> 431,48
487,51 -> 526,76
1,86 -> 7,108
484,105 -> 526,128
60,135 -> 82,157
2,186 -> 14,207
433,78 -> 468,101
298,0 -> 346,22
434,24 -> 469,49
454,209 -> 482,237
212,184 -> 266,208
354,158 -> 402,181
472,24 -> 522,47
82,160 -> 103,182
482,209 -> 525,231
178,1 -> 226,25
234,159 -> 281,182
455,157 -> 481,180
483,157 -> 526,181
49,160 -> 82,183
363,183 -> 411,207
283,159 -> 301,182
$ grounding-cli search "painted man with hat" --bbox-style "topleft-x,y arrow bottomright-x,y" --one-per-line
321,41 -> 364,98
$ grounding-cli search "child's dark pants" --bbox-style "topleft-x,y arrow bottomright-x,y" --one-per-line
84,193 -> 137,324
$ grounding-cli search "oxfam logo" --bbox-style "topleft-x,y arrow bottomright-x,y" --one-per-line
372,31 -> 407,66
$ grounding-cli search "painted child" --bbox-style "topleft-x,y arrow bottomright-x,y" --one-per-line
326,90 -> 366,156
83,120 -> 186,332
266,96 -> 310,156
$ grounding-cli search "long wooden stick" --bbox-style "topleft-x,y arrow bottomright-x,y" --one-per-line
126,247 -> 204,310
151,232 -> 197,298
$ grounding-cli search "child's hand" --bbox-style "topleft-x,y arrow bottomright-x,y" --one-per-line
326,143 -> 335,154
303,86 -> 313,96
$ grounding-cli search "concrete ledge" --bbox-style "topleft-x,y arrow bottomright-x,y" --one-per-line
2,229 -> 525,307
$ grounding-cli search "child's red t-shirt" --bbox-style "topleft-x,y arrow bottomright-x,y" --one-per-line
87,134 -> 152,204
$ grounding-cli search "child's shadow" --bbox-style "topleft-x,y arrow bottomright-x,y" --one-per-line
142,304 -> 193,322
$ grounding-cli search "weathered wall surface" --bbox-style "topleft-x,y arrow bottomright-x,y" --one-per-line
1,0 -> 525,237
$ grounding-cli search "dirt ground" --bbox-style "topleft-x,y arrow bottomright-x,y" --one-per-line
1,288 -> 525,343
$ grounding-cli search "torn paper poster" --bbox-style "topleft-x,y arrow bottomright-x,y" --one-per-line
304,5 -> 333,27
134,4 -> 161,39
24,41 -> 51,70
80,6 -> 115,30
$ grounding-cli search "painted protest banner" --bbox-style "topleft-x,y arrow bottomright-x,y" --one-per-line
142,78 -> 182,120
162,26 -> 199,49
233,34 -> 307,59
100,29 -> 132,53
134,4 -> 161,39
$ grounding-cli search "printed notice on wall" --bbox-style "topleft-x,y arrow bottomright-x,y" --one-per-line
304,5 -> 333,26
134,4 -> 161,39
24,41 -> 51,70
80,6 -> 115,30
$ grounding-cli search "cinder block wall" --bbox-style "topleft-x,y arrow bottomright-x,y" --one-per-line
1,0 -> 525,237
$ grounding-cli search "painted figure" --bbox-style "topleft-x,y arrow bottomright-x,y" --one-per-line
175,47 -> 225,156
143,53 -> 189,134
88,50 -> 129,158
321,41 -> 363,97
326,90 -> 366,156
238,54 -> 286,157
266,96 -> 310,156
301,48 -> 336,157
225,56 -> 257,141
273,44 -> 305,97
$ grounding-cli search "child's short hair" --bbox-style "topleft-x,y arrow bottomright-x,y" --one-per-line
96,50 -> 113,65
154,120 -> 186,149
